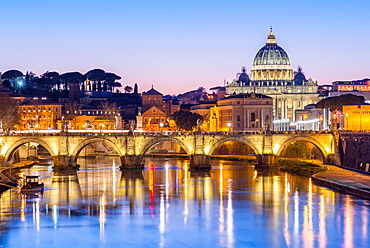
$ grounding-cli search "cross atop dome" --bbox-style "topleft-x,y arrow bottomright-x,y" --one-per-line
267,27 -> 276,44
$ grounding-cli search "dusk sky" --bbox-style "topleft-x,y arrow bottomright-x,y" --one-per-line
1,0 -> 369,95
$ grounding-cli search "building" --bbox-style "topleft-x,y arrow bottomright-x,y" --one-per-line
342,105 -> 370,131
190,101 -> 217,131
209,93 -> 273,132
141,106 -> 167,131
140,87 -> 168,130
142,86 -> 164,113
18,97 -> 63,130
330,78 -> 370,102
225,28 -> 320,130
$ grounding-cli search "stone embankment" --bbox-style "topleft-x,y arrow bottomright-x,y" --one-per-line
313,163 -> 370,200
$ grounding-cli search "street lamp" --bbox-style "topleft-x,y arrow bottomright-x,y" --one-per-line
227,122 -> 231,132
160,122 -> 163,133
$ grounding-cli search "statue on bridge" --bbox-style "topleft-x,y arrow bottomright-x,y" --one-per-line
264,116 -> 271,134
128,120 -> 136,135
196,119 -> 202,134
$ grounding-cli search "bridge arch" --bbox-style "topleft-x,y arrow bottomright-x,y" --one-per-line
208,137 -> 260,156
276,136 -> 328,161
4,138 -> 56,163
71,137 -> 124,158
139,136 -> 190,159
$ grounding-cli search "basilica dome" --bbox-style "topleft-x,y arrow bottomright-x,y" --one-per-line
238,67 -> 250,84
253,28 -> 291,67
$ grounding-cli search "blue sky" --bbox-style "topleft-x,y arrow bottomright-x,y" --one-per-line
0,0 -> 369,94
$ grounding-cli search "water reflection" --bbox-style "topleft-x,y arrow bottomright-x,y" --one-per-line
0,158 -> 370,247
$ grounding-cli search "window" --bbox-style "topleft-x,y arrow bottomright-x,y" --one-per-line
237,116 -> 240,121
237,101 -> 240,105
251,112 -> 256,121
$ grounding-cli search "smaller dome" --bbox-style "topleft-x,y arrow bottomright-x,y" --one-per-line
237,67 -> 250,85
293,67 -> 307,85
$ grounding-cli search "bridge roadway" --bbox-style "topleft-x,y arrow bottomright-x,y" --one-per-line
0,130 -> 336,170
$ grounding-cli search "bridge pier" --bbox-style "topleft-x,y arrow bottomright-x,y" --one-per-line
120,155 -> 144,170
53,155 -> 79,171
190,154 -> 211,169
256,154 -> 278,166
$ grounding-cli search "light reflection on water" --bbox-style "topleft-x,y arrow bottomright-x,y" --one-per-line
0,157 -> 370,247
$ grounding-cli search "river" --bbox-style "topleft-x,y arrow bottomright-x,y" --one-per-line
0,157 -> 370,247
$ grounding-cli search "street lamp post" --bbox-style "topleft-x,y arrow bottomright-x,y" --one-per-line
160,122 -> 163,134
227,122 -> 231,132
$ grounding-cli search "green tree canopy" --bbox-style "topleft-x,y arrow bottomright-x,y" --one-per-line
171,110 -> 203,131
315,94 -> 365,113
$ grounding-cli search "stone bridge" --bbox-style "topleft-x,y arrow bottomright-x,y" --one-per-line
0,130 -> 336,170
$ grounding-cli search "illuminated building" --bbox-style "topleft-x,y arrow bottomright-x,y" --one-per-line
342,105 -> 370,131
142,106 -> 166,131
190,101 -> 217,131
209,93 -> 273,132
18,97 -> 62,130
226,28 -> 320,130
141,87 -> 167,130
332,78 -> 370,93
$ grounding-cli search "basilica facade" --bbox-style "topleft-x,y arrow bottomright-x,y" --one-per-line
226,28 -> 321,130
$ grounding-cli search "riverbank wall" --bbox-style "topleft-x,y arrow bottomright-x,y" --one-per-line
313,172 -> 370,200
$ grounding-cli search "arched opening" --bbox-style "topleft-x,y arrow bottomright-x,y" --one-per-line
73,140 -> 121,169
279,141 -> 324,161
145,140 -> 187,156
210,140 -> 257,162
139,138 -> 190,168
6,141 -> 54,166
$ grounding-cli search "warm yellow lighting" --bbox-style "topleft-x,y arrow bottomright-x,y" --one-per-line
325,147 -> 330,153
204,145 -> 211,155
273,144 -> 280,154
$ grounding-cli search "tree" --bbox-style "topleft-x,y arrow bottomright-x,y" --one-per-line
133,83 -> 138,95
60,72 -> 83,90
0,92 -> 20,132
103,72 -> 121,92
85,69 -> 105,92
1,69 -> 23,80
101,102 -> 119,129
282,141 -> 311,159
63,101 -> 81,129
315,94 -> 365,129
124,85 -> 133,94
170,110 -> 203,131
1,69 -> 24,91
315,94 -> 365,113
40,71 -> 60,91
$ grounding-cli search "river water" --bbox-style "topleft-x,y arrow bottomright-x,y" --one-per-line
0,157 -> 370,248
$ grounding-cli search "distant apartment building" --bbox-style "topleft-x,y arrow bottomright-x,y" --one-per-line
330,78 -> 370,101
18,97 -> 63,130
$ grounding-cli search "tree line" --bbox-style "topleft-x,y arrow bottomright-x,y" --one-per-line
0,68 -> 135,94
